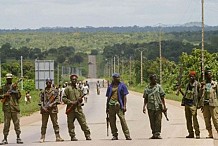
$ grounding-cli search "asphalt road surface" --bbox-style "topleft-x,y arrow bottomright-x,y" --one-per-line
0,79 -> 217,146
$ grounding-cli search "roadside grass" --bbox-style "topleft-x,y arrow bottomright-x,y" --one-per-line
0,90 -> 40,123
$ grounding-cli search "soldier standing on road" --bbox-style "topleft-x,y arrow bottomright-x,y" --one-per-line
178,71 -> 200,139
39,78 -> 64,143
0,73 -> 23,144
199,70 -> 218,138
106,73 -> 132,140
143,74 -> 167,139
62,74 -> 91,141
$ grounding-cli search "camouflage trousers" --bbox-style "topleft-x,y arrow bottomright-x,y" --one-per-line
185,105 -> 200,136
67,108 -> 91,138
108,105 -> 130,138
202,105 -> 218,132
41,113 -> 60,135
148,109 -> 162,136
3,112 -> 21,136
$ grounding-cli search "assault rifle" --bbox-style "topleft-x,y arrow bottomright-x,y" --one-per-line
175,66 -> 185,106
41,94 -> 56,112
65,94 -> 86,114
1,78 -> 22,103
163,109 -> 169,121
106,113 -> 109,136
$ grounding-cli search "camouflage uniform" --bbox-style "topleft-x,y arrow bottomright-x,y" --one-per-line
0,73 -> 23,144
143,84 -> 165,138
63,86 -> 91,140
182,81 -> 200,138
39,84 -> 63,142
200,80 -> 218,138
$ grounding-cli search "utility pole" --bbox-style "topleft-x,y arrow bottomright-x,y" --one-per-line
140,50 -> 143,85
21,56 -> 23,90
201,0 -> 205,81
57,64 -> 59,86
129,56 -> 132,83
159,29 -> 162,85
0,58 -> 1,87
113,56 -> 116,73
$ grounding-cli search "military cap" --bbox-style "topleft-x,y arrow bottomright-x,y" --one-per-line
112,73 -> 120,78
70,74 -> 78,79
6,73 -> 13,79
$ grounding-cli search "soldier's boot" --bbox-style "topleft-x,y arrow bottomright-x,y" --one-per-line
39,135 -> 45,143
207,130 -> 213,138
126,136 -> 132,140
0,135 -> 8,145
71,137 -> 78,141
0,139 -> 8,145
16,138 -> 23,144
186,133 -> 194,138
85,135 -> 91,140
55,134 -> 64,142
111,136 -> 118,140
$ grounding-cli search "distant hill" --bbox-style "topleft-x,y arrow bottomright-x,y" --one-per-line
182,22 -> 203,27
0,23 -> 218,33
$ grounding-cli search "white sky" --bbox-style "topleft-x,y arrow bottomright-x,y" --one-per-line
0,0 -> 217,29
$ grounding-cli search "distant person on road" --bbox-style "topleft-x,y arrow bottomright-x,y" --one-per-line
82,82 -> 89,103
178,71 -> 201,139
106,73 -> 132,140
62,74 -> 91,141
143,74 -> 167,139
0,73 -> 23,144
96,80 -> 101,95
39,78 -> 64,143
199,70 -> 218,138
24,91 -> 31,104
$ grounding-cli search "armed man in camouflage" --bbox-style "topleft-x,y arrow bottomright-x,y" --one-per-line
39,78 -> 64,143
178,71 -> 200,139
143,74 -> 167,139
62,74 -> 91,141
0,73 -> 23,144
200,70 -> 218,138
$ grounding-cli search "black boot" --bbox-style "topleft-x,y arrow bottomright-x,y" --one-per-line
111,136 -> 118,140
17,135 -> 23,144
0,139 -> 8,145
186,133 -> 194,138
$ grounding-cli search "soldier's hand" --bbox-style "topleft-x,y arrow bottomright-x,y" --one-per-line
162,106 -> 167,112
201,106 -> 204,113
77,98 -> 83,103
143,108 -> 146,114
42,107 -> 48,112
106,108 -> 109,114
4,92 -> 10,97
123,107 -> 127,113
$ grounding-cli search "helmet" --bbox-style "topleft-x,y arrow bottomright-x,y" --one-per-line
6,73 -> 13,79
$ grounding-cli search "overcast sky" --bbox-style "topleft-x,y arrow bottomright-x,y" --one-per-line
0,0 -> 217,29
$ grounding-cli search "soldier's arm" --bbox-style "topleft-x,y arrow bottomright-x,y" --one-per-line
62,88 -> 72,105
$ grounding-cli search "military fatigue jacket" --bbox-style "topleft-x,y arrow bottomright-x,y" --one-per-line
143,84 -> 165,111
0,83 -> 21,112
183,80 -> 200,106
40,87 -> 59,114
201,80 -> 218,107
62,86 -> 83,110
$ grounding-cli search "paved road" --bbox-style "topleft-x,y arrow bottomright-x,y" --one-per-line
0,79 -> 216,146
